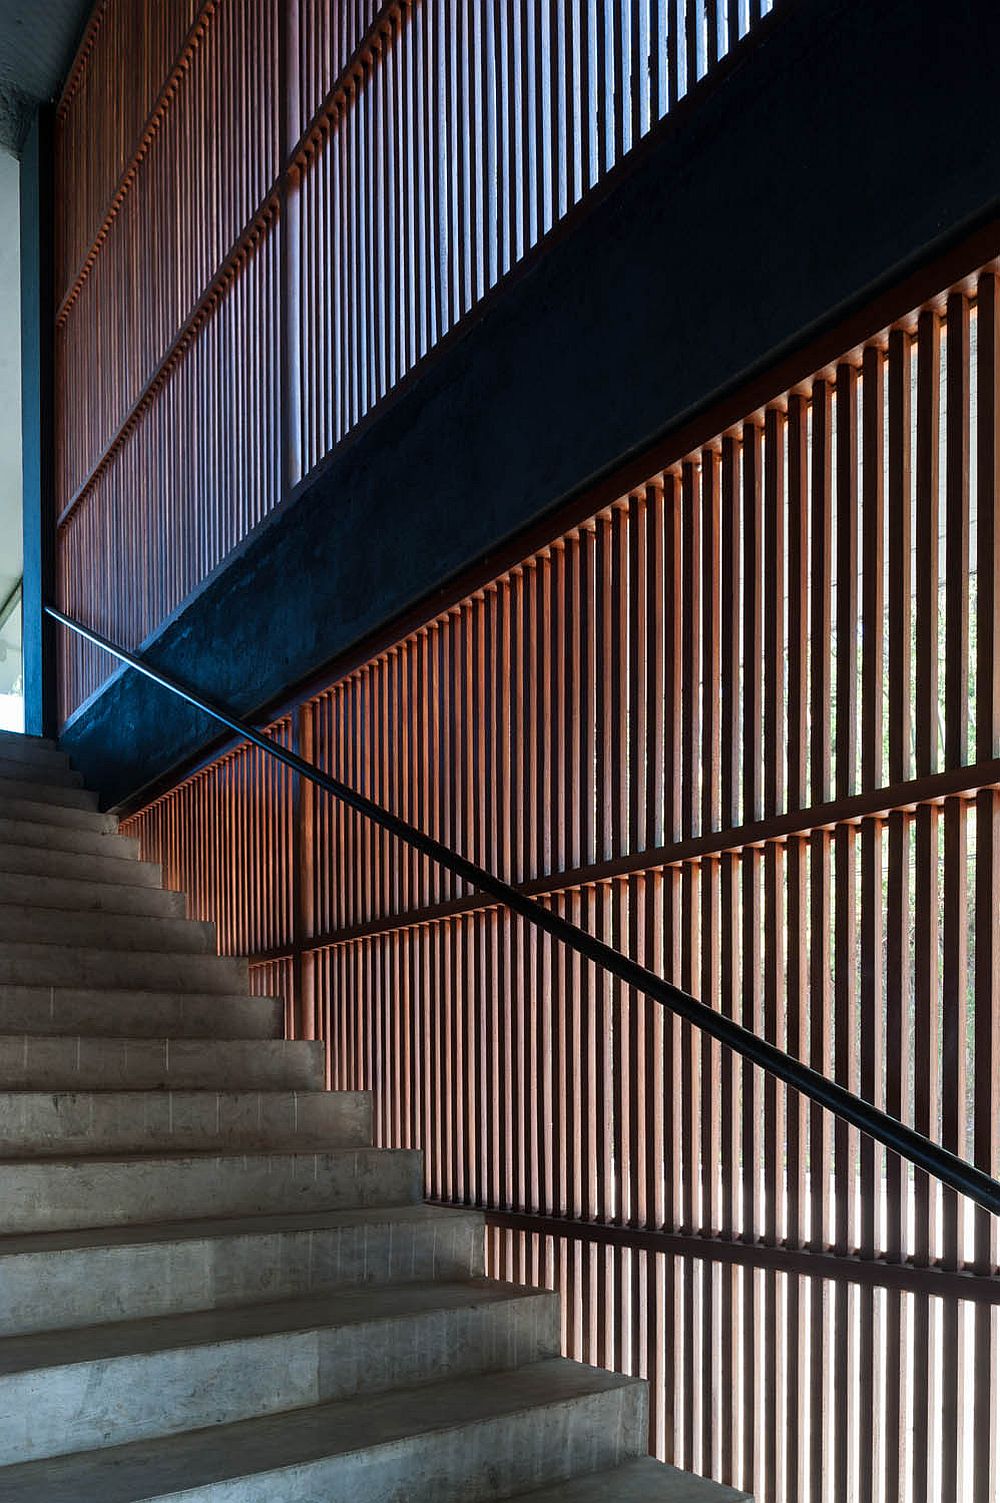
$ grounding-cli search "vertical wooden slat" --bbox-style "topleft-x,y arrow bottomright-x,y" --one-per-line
835,362 -> 859,800
681,463 -> 701,840
762,839 -> 784,1498
740,843 -> 762,1491
810,378 -> 833,806
911,801 -> 939,1503
720,434 -> 741,830
784,837 -> 807,1501
914,309 -> 941,780
887,326 -> 913,787
808,826 -> 831,1495
702,450 -> 721,836
861,345 -> 884,793
831,823 -> 856,1500
944,291 -> 970,771
742,422 -> 763,826
763,407 -> 785,819
939,795 -> 967,1499
979,273 -> 1000,762
858,816 -> 883,1503
786,395 -> 808,811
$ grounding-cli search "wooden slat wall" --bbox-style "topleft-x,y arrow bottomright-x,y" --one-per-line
124,264 -> 1000,1503
54,0 -> 779,722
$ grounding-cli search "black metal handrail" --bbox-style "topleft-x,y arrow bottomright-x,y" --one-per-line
47,603 -> 1000,1218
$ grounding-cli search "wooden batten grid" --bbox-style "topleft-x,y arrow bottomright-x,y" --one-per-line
122,255 -> 1000,1503
54,0 -> 783,721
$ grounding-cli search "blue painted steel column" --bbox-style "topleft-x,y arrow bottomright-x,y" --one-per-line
19,107 -> 56,738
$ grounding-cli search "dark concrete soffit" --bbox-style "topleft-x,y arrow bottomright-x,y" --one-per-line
61,0 -> 1000,807
0,0 -> 92,155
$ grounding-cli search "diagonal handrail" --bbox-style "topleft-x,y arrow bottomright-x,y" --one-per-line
47,603 -> 1000,1218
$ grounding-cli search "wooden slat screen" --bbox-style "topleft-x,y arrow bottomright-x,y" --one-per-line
54,0 -> 780,722
124,261 -> 1000,1503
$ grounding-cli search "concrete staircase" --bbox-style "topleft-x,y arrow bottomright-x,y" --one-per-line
0,729 -> 749,1502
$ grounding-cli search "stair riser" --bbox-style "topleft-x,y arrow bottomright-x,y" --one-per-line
0,1211 -> 485,1335
0,910 -> 215,954
0,1293 -> 559,1463
0,756 -> 82,788
0,734 -> 67,770
0,871 -> 181,916
0,844 -> 159,886
0,1037 -> 323,1093
0,988 -> 283,1039
0,946 -> 247,993
0,797 -> 114,832
0,817 -> 138,859
0,1148 -> 424,1232
522,1460 -> 754,1501
90,1385 -> 648,1503
0,776 -> 94,810
0,1089 -> 370,1157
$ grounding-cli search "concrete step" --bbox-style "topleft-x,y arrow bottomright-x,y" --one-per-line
0,841 -> 160,886
0,1087 -> 370,1157
0,1358 -> 646,1501
0,814 -> 138,860
0,1144 -> 423,1232
0,755 -> 82,789
0,906 -> 214,954
0,774 -> 95,811
516,1458 -> 752,1501
0,986 -> 283,1039
0,1280 -> 560,1464
0,1204 -> 485,1335
0,941 -> 247,993
0,732 -> 67,770
0,869 -> 182,917
0,1035 -> 324,1093
0,794 -> 115,833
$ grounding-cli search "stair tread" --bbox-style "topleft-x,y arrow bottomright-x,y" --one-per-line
0,759 -> 82,787
0,1084 -> 334,1099
0,1278 -> 546,1375
0,776 -> 94,806
0,1200 -> 481,1257
0,796 -> 113,825
0,1146 -> 424,1233
0,940 -> 228,958
516,1458 -> 751,1501
0,1143 -> 400,1165
0,988 -> 283,1039
0,1033 -> 312,1049
0,903 -> 208,927
0,986 -> 273,1002
0,1358 -> 640,1502
0,732 -> 57,749
0,877 -> 182,914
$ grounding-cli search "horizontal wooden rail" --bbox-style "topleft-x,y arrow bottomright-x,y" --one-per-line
235,751 -> 1000,955
47,602 -> 1000,1219
468,1205 -> 1000,1305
